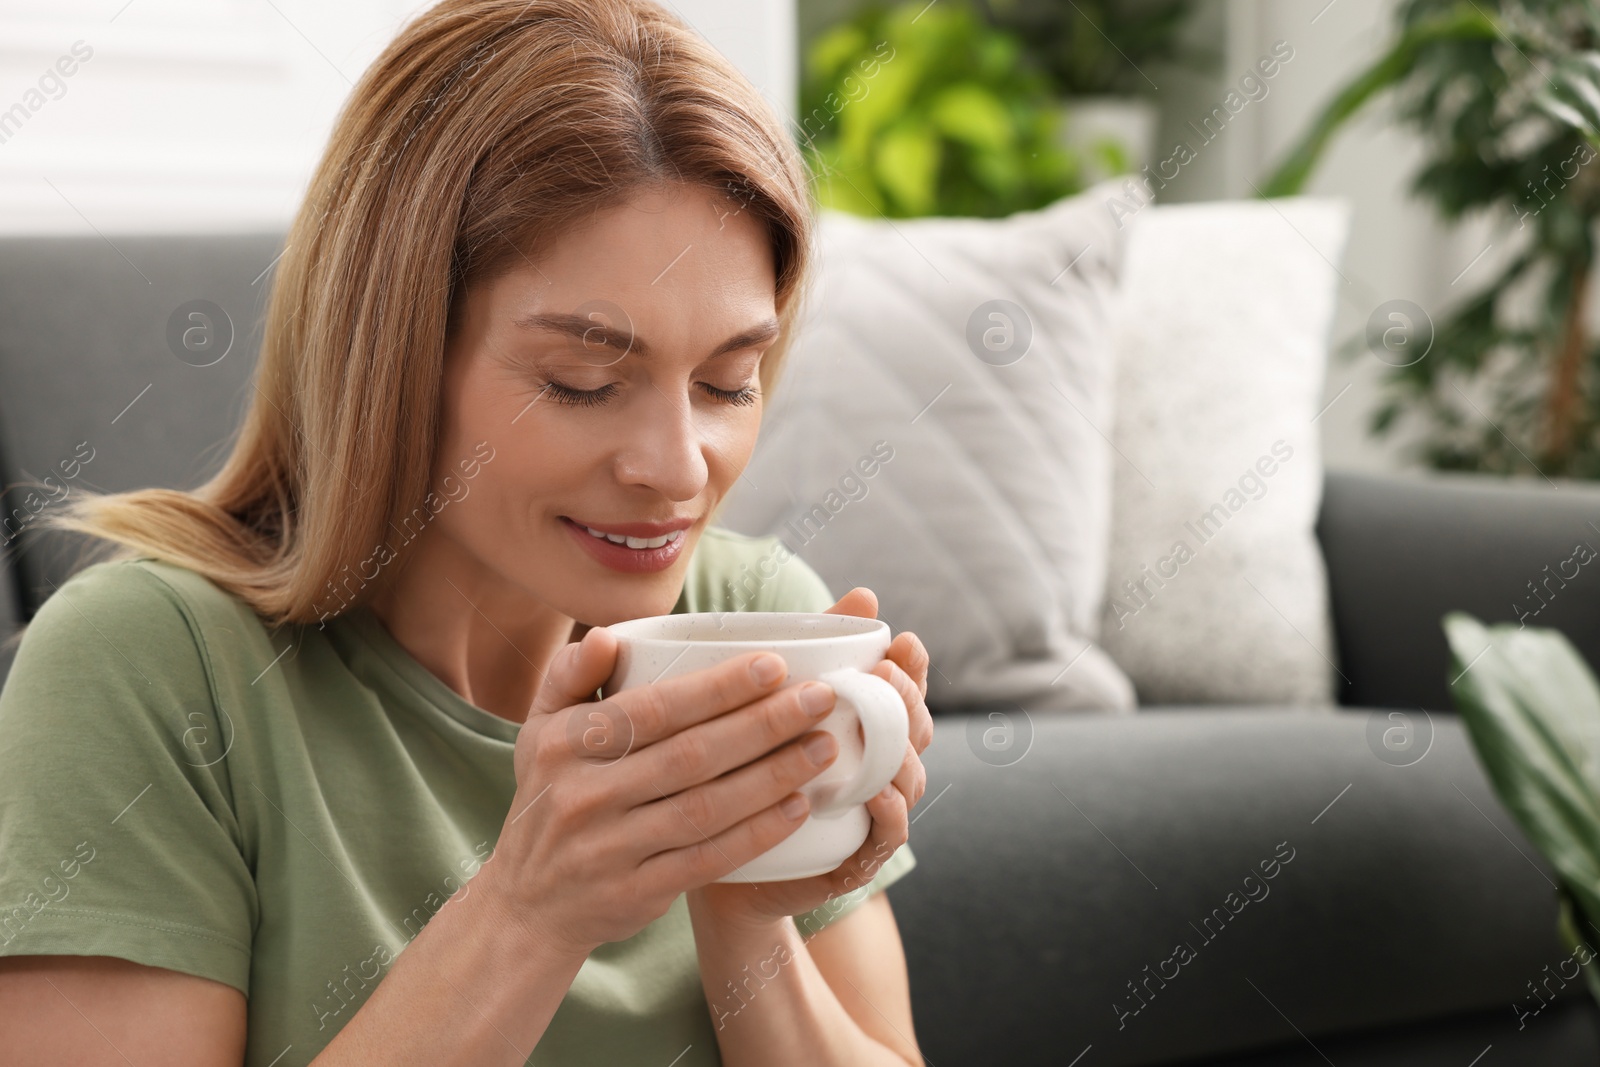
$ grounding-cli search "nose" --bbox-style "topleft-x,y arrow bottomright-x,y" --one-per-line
613,387 -> 710,501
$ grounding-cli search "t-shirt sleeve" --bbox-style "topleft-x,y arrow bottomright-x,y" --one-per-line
754,545 -> 920,934
0,561 -> 256,995
754,541 -> 838,614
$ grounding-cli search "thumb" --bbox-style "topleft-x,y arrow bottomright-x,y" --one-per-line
531,624 -> 618,717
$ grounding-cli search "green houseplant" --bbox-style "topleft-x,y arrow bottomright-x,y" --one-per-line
798,0 -> 1082,218
1261,1 -> 1600,479
1443,611 -> 1600,1010
976,0 -> 1207,186
977,0 -> 1202,96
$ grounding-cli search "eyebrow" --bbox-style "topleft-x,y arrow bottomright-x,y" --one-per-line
511,311 -> 780,361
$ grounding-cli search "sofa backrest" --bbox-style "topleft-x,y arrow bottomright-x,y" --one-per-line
0,233 -> 283,634
1317,465 -> 1600,713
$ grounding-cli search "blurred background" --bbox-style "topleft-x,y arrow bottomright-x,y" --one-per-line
0,0 -> 1593,481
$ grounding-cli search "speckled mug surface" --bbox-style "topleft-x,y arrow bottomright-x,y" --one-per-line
600,612 -> 908,882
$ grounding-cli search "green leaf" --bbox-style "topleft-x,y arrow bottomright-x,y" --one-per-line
811,154 -> 886,218
807,24 -> 870,86
874,123 -> 943,215
1540,94 -> 1597,136
1370,398 -> 1403,435
1443,610 -> 1600,1010
929,83 -> 1014,152
836,45 -> 924,161
1258,7 -> 1502,197
799,0 -> 1087,218
1558,883 -> 1600,1005
1090,135 -> 1132,177
1563,58 -> 1600,118
976,33 -> 1021,81
969,145 -> 1024,196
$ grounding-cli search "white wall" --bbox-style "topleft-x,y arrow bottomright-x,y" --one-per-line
0,0 -> 795,235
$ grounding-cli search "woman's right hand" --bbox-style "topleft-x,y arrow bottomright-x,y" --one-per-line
477,625 -> 842,958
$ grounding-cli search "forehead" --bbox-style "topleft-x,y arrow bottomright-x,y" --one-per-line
493,182 -> 777,323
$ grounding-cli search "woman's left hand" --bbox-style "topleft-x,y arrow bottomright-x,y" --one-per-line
687,587 -> 933,935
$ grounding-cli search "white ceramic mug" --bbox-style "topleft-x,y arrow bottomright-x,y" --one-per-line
600,611 -> 908,882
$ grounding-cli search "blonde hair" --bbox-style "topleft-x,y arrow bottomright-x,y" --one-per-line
30,0 -> 815,627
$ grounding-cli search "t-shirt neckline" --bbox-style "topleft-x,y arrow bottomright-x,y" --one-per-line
331,604 -> 525,745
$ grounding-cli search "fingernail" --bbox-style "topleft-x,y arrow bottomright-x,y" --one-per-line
799,682 -> 834,716
751,654 -> 785,685
780,793 -> 809,819
803,732 -> 836,765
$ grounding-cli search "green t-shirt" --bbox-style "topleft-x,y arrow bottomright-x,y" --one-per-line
0,526 -> 915,1066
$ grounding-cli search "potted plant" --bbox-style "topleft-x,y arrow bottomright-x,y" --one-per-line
1260,1 -> 1600,479
797,0 -> 1083,218
979,0 -> 1207,185
1444,610 -> 1600,1012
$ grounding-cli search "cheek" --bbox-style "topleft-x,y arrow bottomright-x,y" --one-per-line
463,438 -> 570,518
702,406 -> 763,480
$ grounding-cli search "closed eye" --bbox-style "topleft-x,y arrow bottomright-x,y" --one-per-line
539,379 -> 759,407
540,380 -> 616,407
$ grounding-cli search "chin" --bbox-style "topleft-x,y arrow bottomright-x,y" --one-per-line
551,522 -> 700,622
580,573 -> 687,626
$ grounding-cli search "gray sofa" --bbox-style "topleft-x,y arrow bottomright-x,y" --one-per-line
3,234 -> 1598,1065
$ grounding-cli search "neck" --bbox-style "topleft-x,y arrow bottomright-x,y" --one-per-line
366,532 -> 577,724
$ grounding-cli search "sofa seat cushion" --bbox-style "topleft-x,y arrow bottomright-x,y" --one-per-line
891,708 -> 1576,1065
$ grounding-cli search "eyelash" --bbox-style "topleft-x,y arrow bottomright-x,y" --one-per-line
539,380 -> 760,408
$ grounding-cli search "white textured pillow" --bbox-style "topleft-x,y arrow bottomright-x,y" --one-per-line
717,179 -> 1137,713
1097,196 -> 1350,706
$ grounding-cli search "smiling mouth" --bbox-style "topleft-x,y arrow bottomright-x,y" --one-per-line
573,523 -> 685,550
558,515 -> 691,574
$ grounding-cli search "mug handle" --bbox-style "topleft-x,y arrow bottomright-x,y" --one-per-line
811,667 -> 909,817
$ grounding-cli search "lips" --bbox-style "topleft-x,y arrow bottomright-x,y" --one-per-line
559,516 -> 693,574
563,516 -> 695,539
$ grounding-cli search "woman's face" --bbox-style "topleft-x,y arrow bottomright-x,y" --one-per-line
428,180 -> 779,626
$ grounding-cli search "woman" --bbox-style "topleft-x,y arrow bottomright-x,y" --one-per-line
0,1 -> 933,1063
